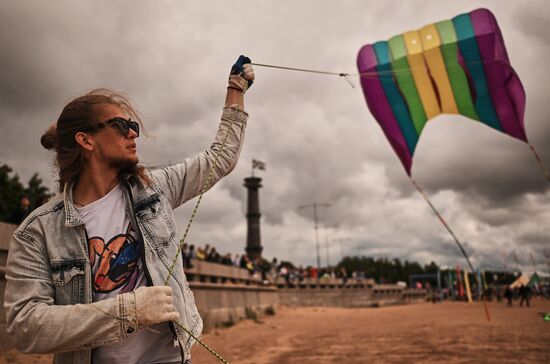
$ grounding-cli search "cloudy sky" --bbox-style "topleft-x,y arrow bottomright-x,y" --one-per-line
1,0 -> 549,273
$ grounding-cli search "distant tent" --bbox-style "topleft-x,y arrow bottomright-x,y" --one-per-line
509,274 -> 529,289
509,273 -> 542,289
528,272 -> 542,287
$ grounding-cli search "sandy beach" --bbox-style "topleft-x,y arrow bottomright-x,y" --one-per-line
2,300 -> 549,364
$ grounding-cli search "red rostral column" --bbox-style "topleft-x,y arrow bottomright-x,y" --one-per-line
244,176 -> 263,260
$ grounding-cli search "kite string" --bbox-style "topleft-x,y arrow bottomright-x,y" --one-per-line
410,178 -> 491,322
173,320 -> 229,364
528,143 -> 550,184
251,59 -> 499,79
251,63 -> 357,88
160,86 -> 252,364
164,117 -> 237,362
251,62 -> 348,76
163,115 -> 236,287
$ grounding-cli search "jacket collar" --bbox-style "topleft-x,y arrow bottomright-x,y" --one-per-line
63,173 -> 149,227
63,181 -> 83,227
63,176 -> 133,227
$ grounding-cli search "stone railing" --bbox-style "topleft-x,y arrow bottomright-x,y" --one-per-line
276,279 -> 423,308
403,288 -> 428,301
273,276 -> 375,289
185,259 -> 263,286
183,260 -> 277,328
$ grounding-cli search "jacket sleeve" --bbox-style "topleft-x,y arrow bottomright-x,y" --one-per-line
151,106 -> 248,209
3,229 -> 139,354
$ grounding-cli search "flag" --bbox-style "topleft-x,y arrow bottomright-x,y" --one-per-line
252,159 -> 266,170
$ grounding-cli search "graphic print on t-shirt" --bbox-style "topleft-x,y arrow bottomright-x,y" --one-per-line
88,223 -> 141,293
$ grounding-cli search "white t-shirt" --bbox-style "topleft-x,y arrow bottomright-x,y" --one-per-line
76,183 -> 181,364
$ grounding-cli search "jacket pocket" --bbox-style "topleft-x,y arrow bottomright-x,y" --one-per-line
136,195 -> 176,248
51,260 -> 85,304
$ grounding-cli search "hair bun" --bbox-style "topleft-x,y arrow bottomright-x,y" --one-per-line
41,123 -> 57,150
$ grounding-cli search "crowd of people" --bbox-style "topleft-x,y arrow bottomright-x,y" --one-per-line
181,243 -> 274,280
480,281 -> 549,306
421,280 -> 549,306
181,243 -> 358,285
275,265 -> 351,285
181,244 -> 550,302
181,243 -> 253,269
498,284 -> 544,307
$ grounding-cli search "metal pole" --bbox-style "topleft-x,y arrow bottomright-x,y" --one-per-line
334,237 -> 351,262
324,226 -> 330,267
313,203 -> 320,270
298,202 -> 331,271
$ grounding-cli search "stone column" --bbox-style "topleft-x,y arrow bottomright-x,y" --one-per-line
244,176 -> 263,260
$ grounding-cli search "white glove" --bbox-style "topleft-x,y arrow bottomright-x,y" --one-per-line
133,286 -> 179,327
242,64 -> 255,83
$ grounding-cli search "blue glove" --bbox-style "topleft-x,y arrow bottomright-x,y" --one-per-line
230,55 -> 253,89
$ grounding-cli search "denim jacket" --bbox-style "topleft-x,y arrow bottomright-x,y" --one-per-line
4,107 -> 248,364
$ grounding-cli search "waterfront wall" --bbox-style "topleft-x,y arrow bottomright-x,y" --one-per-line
185,260 -> 278,328
275,277 -> 425,307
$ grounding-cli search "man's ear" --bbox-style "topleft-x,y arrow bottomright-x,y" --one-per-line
75,131 -> 94,152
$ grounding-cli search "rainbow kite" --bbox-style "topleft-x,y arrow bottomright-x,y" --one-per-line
357,8 -> 526,175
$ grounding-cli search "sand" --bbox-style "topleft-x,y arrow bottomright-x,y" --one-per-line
192,300 -> 550,364
2,300 -> 549,363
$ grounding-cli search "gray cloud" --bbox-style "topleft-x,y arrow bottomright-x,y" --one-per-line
514,0 -> 550,46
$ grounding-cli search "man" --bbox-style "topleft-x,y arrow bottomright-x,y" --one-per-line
504,285 -> 514,307
7,196 -> 31,224
519,284 -> 531,307
4,56 -> 254,364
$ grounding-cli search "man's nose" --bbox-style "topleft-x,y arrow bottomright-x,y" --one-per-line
127,128 -> 138,139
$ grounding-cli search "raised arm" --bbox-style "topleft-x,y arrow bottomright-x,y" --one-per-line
152,56 -> 255,209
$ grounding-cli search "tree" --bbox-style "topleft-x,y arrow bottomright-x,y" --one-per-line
336,255 -> 440,283
424,261 -> 440,274
26,173 -> 51,207
0,163 -> 51,223
0,164 -> 25,221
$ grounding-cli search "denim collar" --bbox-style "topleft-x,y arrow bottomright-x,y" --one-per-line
63,181 -> 83,227
63,173 -> 148,227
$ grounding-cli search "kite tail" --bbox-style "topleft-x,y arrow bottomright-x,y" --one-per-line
528,143 -> 550,185
410,178 -> 491,322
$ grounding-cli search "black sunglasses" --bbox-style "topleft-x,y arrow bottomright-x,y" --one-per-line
85,117 -> 140,137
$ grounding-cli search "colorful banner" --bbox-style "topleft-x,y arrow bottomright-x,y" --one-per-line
448,270 -> 454,298
456,265 -> 464,298
464,270 -> 473,303
476,269 -> 483,298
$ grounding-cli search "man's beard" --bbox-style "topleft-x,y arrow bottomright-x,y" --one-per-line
107,156 -> 139,176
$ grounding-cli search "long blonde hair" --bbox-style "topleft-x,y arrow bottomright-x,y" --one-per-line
41,88 -> 151,191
